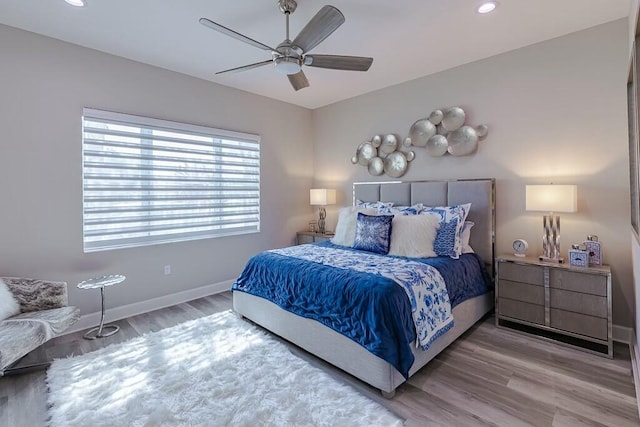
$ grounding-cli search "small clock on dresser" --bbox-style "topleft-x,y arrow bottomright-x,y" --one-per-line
512,239 -> 528,257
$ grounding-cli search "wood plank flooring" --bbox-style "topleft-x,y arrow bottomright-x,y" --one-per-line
1,291 -> 638,426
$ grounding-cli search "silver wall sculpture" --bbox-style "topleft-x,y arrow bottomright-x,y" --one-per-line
351,134 -> 415,178
408,107 -> 488,157
352,106 -> 487,177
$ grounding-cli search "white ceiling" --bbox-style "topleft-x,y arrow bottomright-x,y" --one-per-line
0,0 -> 631,109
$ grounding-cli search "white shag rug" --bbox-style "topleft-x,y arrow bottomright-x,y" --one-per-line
47,310 -> 403,427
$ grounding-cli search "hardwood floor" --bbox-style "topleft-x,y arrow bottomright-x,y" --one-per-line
1,291 -> 638,426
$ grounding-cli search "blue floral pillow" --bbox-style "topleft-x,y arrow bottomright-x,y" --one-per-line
420,203 -> 471,259
376,203 -> 424,216
353,213 -> 393,254
356,200 -> 394,210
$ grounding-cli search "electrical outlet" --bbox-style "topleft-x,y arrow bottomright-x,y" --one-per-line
164,265 -> 171,275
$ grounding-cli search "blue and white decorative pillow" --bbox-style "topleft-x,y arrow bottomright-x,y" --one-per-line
377,203 -> 424,216
420,203 -> 471,259
353,213 -> 393,254
356,200 -> 394,210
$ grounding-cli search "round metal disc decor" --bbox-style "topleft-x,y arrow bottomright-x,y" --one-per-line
367,156 -> 384,176
371,134 -> 383,148
403,137 -> 412,147
429,109 -> 443,125
476,124 -> 489,139
408,119 -> 436,147
447,125 -> 479,156
425,134 -> 449,157
383,151 -> 408,178
356,141 -> 377,166
380,134 -> 399,154
442,107 -> 466,131
351,155 -> 358,164
406,151 -> 415,162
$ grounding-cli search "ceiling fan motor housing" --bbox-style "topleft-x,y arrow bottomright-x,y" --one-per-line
274,42 -> 303,74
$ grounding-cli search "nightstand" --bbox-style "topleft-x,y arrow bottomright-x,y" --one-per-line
495,254 -> 612,357
296,231 -> 333,245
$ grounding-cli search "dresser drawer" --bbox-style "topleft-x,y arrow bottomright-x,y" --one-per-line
498,298 -> 545,325
550,309 -> 608,340
549,269 -> 607,296
498,279 -> 544,305
498,262 -> 544,286
549,289 -> 608,318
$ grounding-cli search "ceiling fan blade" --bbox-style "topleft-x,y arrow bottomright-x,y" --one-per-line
292,6 -> 345,53
199,18 -> 277,54
304,55 -> 373,71
215,60 -> 274,75
288,71 -> 310,91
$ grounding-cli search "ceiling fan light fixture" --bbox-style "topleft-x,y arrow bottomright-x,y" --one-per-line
477,1 -> 498,14
64,0 -> 86,6
274,56 -> 302,75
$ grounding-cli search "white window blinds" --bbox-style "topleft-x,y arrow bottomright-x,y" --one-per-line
82,108 -> 260,252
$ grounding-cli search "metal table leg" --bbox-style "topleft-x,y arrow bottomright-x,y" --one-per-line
83,286 -> 120,340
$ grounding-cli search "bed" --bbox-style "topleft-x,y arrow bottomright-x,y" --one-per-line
232,179 -> 495,397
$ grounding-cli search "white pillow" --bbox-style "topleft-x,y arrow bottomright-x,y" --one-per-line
0,279 -> 20,321
331,207 -> 377,247
388,213 -> 440,258
460,221 -> 475,254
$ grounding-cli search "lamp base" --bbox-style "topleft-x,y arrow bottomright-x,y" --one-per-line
539,255 -> 564,264
317,207 -> 326,234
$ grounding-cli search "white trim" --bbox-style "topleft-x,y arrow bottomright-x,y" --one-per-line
613,324 -> 634,344
65,279 -> 233,335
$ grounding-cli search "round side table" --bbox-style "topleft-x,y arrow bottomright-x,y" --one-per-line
77,274 -> 125,340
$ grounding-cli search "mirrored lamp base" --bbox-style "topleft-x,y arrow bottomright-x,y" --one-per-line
539,213 -> 564,264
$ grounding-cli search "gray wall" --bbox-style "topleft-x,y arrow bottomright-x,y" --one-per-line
0,24 -> 314,315
312,20 -> 633,328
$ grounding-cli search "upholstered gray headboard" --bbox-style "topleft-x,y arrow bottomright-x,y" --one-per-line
353,179 -> 496,275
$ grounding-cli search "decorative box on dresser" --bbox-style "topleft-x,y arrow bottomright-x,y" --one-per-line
296,231 -> 332,245
495,254 -> 612,357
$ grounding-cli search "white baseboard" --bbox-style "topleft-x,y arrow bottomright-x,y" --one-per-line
66,279 -> 233,335
613,324 -> 634,344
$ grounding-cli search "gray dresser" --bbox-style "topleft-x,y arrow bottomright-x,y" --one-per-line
495,254 -> 612,357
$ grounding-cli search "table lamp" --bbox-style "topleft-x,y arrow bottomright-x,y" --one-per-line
310,188 -> 336,234
525,184 -> 577,263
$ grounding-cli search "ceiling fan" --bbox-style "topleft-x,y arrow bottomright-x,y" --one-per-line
199,0 -> 373,91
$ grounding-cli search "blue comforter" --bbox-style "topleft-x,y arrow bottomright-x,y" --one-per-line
232,241 -> 492,378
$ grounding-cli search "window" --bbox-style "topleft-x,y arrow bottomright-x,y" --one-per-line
82,108 -> 260,252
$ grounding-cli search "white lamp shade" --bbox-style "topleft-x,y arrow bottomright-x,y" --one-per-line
525,185 -> 577,213
310,189 -> 337,206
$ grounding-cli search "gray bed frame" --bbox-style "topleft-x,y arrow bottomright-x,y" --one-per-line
233,179 -> 496,397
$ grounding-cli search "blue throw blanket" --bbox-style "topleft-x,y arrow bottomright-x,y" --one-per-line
232,242 -> 492,378
270,245 -> 453,352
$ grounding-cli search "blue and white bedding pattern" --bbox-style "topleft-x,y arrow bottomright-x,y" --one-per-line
232,242 -> 492,379
270,244 -> 453,351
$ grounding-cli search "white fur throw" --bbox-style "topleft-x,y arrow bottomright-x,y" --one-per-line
388,213 -> 441,258
0,278 -> 20,321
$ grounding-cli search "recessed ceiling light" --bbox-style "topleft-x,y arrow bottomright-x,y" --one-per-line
477,1 -> 498,14
64,0 -> 86,6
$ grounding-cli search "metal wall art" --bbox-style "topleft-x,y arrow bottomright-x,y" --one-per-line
351,134 -> 415,178
351,106 -> 488,177
407,107 -> 488,157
